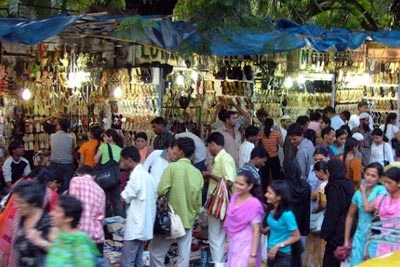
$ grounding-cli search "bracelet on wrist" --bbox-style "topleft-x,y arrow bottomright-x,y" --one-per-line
250,254 -> 256,258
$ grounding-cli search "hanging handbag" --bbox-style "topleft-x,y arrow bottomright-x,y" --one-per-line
153,196 -> 171,236
94,144 -> 120,190
310,210 -> 325,234
204,179 -> 231,221
167,204 -> 186,239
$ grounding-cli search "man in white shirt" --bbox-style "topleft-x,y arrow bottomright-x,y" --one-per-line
120,146 -> 157,267
348,101 -> 373,130
2,140 -> 31,188
174,124 -> 207,171
143,146 -> 176,186
238,125 -> 259,168
323,106 -> 344,130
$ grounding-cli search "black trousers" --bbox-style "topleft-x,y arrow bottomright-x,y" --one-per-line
260,156 -> 281,191
323,243 -> 341,267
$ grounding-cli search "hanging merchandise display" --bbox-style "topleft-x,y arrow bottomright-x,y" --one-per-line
335,44 -> 400,126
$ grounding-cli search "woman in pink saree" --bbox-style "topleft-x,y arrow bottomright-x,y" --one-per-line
224,170 -> 264,267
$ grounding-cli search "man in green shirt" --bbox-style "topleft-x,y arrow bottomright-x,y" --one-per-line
203,132 -> 236,265
149,137 -> 203,267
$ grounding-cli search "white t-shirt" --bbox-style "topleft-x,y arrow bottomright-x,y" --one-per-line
143,150 -> 169,186
238,141 -> 255,169
380,124 -> 399,142
370,142 -> 394,167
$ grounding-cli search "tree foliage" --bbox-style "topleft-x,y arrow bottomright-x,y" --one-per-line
174,0 -> 398,31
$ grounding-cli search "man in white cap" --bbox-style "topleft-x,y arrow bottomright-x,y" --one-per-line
351,112 -> 372,166
348,101 -> 374,131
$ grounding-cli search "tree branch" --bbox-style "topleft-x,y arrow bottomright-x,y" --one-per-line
345,0 -> 378,30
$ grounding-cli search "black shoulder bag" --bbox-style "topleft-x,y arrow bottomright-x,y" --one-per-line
94,144 -> 120,190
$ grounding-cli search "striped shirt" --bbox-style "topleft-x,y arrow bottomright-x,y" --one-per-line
259,130 -> 281,158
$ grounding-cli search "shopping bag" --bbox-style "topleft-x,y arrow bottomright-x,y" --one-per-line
261,234 -> 268,263
153,197 -> 171,236
204,179 -> 231,220
167,204 -> 186,239
94,144 -> 120,190
310,210 -> 325,234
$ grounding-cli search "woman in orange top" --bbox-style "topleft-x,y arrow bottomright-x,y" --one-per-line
343,137 -> 362,189
259,118 -> 284,186
78,126 -> 103,168
134,132 -> 153,164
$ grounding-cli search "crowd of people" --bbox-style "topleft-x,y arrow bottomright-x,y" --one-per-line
0,99 -> 400,267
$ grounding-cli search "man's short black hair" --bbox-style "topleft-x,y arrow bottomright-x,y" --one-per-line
358,101 -> 368,109
323,106 -> 336,115
250,147 -> 268,159
287,123 -> 304,137
224,110 -> 237,122
206,132 -> 224,146
76,165 -> 94,176
244,125 -> 260,139
8,140 -> 23,155
296,115 -> 310,127
340,110 -> 351,121
151,116 -> 166,126
321,116 -> 331,126
175,137 -> 195,158
256,108 -> 268,118
218,109 -> 227,122
310,111 -> 321,122
58,195 -> 83,228
121,146 -> 141,163
59,119 -> 70,132
321,127 -> 335,138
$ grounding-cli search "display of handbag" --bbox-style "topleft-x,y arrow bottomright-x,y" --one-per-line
204,179 -> 231,221
167,204 -> 186,239
154,196 -> 171,236
310,210 -> 325,234
94,144 -> 120,190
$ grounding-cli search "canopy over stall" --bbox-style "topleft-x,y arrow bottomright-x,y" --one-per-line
0,14 -> 400,54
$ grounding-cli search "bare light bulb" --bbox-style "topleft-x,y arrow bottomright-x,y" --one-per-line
22,88 -> 32,100
114,86 -> 123,98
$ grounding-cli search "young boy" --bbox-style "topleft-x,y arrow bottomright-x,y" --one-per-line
238,125 -> 260,168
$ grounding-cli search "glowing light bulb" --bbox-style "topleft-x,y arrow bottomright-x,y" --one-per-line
22,88 -> 32,100
114,86 -> 123,98
176,74 -> 185,87
284,77 -> 293,88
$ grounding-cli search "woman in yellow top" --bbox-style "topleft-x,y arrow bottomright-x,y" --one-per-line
78,126 -> 103,168
343,137 -> 362,189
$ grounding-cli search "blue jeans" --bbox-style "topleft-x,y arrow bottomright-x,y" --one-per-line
49,162 -> 75,193
268,251 -> 292,267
